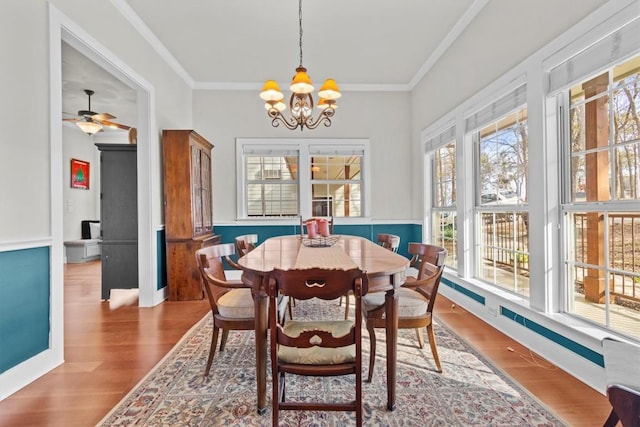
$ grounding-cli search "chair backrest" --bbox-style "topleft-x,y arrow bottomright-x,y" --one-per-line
377,233 -> 400,252
602,337 -> 640,392
267,268 -> 368,349
235,234 -> 258,256
404,243 -> 447,312
195,243 -> 238,312
407,242 -> 447,280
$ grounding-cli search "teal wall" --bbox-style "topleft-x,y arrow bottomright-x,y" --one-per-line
157,229 -> 167,291
0,247 -> 50,373
213,222 -> 423,260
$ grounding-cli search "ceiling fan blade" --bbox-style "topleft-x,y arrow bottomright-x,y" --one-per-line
62,117 -> 81,122
101,120 -> 131,131
92,113 -> 116,121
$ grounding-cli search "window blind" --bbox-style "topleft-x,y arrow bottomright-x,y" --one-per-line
425,125 -> 456,152
548,17 -> 640,94
243,145 -> 298,156
309,146 -> 365,156
464,84 -> 527,133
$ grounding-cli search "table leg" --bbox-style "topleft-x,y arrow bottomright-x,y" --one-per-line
254,290 -> 268,415
385,288 -> 398,411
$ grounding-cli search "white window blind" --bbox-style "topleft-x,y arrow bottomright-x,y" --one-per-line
243,145 -> 299,156
425,125 -> 456,152
309,146 -> 365,156
548,17 -> 640,94
465,84 -> 527,133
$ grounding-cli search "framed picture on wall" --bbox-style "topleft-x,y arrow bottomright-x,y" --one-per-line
71,158 -> 90,190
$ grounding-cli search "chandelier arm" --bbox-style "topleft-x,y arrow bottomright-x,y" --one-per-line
304,110 -> 333,130
269,112 -> 300,130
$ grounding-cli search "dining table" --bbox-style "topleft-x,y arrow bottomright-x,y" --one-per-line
237,234 -> 409,414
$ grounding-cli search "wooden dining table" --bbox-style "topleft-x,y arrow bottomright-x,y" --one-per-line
237,234 -> 409,414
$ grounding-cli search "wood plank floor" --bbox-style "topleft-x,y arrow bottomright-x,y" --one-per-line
0,260 -> 612,426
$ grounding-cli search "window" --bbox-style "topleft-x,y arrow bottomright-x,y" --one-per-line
310,147 -> 363,218
237,139 -> 369,219
245,152 -> 299,217
431,135 -> 457,269
474,106 -> 530,296
563,53 -> 640,339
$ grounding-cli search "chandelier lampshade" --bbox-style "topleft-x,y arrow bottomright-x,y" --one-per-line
260,0 -> 341,131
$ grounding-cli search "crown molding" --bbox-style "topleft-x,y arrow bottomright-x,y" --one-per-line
112,0 -> 486,93
110,0 -> 195,87
408,0 -> 489,89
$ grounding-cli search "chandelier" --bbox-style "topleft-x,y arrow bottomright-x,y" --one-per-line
260,0 -> 341,131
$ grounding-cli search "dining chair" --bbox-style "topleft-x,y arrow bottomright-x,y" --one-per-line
362,242 -> 447,382
602,337 -> 640,427
195,243 -> 255,378
233,233 -> 296,321
266,267 -> 369,427
235,234 -> 258,256
340,233 -> 400,319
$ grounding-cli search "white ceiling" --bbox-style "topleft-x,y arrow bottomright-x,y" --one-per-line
61,0 -> 609,133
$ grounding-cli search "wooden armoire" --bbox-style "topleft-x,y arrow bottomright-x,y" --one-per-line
162,130 -> 220,301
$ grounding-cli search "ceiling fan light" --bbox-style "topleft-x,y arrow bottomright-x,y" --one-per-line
76,121 -> 103,135
318,79 -> 341,100
290,67 -> 314,94
260,80 -> 284,101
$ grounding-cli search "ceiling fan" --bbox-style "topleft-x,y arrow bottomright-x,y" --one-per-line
63,89 -> 132,135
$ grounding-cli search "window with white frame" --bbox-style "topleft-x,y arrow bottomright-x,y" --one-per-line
243,147 -> 299,217
430,127 -> 457,269
468,85 -> 530,297
562,52 -> 640,339
237,140 -> 368,219
310,146 -> 363,217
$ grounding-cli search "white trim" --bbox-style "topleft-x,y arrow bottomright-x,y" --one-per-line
55,9 -> 158,308
547,15 -> 640,94
236,138 -> 371,221
542,0 -> 640,72
109,0 -> 194,88
409,0 -> 489,89
194,81 -> 411,92
417,0 -> 640,391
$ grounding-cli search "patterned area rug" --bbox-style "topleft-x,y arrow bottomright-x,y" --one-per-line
98,299 -> 566,426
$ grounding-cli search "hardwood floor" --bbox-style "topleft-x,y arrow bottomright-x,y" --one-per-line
0,261 -> 611,426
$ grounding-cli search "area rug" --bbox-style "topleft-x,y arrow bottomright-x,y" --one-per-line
98,299 -> 566,426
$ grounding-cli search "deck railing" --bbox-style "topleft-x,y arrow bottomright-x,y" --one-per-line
573,213 -> 640,305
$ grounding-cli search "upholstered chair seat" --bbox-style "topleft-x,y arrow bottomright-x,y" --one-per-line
362,287 -> 428,318
217,288 -> 254,318
278,319 -> 356,364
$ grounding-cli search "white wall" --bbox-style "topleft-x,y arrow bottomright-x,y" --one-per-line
62,126 -> 100,241
0,0 -> 197,400
0,1 -> 51,242
193,90 -> 413,222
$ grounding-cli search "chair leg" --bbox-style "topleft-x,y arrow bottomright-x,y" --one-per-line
426,324 -> 442,373
366,322 -> 376,383
602,409 -> 619,427
344,294 -> 350,319
205,326 -> 220,377
219,329 -> 229,352
356,367 -> 362,427
272,371 -> 279,427
415,328 -> 425,349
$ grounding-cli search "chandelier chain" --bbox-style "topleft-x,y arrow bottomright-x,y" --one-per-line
298,0 -> 303,68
